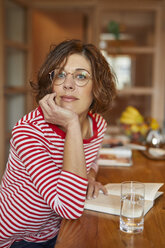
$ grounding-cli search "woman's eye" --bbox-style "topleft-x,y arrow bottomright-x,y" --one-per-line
57,72 -> 65,79
77,73 -> 86,80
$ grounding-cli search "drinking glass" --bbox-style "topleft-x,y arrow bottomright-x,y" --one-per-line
120,181 -> 145,233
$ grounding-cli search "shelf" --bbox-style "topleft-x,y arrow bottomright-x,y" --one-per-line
4,86 -> 27,94
102,46 -> 155,54
5,40 -> 29,50
118,87 -> 154,95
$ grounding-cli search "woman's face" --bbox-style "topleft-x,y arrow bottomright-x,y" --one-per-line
52,53 -> 93,120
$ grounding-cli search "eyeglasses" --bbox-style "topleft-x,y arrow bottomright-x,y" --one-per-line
49,69 -> 92,87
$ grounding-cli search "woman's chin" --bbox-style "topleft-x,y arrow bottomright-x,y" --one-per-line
62,104 -> 76,112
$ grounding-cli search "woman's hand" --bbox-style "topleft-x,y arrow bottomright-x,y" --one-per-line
86,170 -> 108,199
39,93 -> 78,130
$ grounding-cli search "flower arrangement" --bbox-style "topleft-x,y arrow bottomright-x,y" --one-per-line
119,106 -> 159,142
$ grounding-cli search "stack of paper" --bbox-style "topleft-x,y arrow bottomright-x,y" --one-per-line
85,183 -> 163,216
98,148 -> 132,167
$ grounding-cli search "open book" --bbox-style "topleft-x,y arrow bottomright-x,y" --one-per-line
85,183 -> 164,216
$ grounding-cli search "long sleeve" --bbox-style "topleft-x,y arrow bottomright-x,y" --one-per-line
12,123 -> 88,219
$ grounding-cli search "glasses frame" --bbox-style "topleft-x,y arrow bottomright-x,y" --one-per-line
49,69 -> 92,87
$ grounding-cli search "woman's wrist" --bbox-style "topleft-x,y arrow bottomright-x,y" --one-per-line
65,114 -> 80,131
87,168 -> 96,182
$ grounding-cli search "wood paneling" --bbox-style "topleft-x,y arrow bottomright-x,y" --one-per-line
0,0 -> 5,179
32,9 -> 84,77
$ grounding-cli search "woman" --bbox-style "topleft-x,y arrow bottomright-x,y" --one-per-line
0,39 -> 116,248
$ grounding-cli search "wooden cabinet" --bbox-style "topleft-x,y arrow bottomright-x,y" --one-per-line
96,2 -> 164,126
0,0 -> 32,178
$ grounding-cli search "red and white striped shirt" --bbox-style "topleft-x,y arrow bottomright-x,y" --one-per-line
0,107 -> 107,248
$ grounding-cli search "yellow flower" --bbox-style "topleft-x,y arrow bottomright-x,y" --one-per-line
150,118 -> 159,130
130,124 -> 140,133
139,123 -> 149,135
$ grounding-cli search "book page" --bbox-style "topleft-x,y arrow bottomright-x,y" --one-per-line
85,194 -> 154,216
85,194 -> 121,216
105,183 -> 164,201
143,183 -> 163,200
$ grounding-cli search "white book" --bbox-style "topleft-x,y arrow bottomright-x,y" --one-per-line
85,183 -> 164,216
98,148 -> 132,167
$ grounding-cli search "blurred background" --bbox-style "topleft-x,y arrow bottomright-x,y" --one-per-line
0,0 -> 165,178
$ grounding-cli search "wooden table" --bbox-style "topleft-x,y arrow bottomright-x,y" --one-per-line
55,151 -> 165,248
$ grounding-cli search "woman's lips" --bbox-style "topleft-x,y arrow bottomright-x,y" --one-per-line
60,95 -> 79,102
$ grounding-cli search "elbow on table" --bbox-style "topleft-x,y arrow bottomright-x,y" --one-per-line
52,195 -> 86,219
62,208 -> 85,220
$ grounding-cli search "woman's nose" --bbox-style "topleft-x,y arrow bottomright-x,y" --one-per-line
63,74 -> 75,90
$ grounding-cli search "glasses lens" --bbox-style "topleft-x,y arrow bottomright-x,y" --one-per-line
74,70 -> 90,86
50,70 -> 66,85
49,69 -> 91,86
49,70 -> 55,81
55,71 -> 66,85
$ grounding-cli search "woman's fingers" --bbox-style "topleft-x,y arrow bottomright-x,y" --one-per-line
87,182 -> 108,199
46,92 -> 56,104
39,98 -> 50,117
39,93 -> 56,105
86,183 -> 94,199
93,183 -> 108,198
99,184 -> 108,195
39,94 -> 56,124
92,182 -> 101,198
39,93 -> 77,127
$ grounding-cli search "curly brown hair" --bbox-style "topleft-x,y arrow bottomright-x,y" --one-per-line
30,39 -> 117,117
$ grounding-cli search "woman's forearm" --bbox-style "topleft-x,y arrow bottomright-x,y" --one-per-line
63,118 -> 87,179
